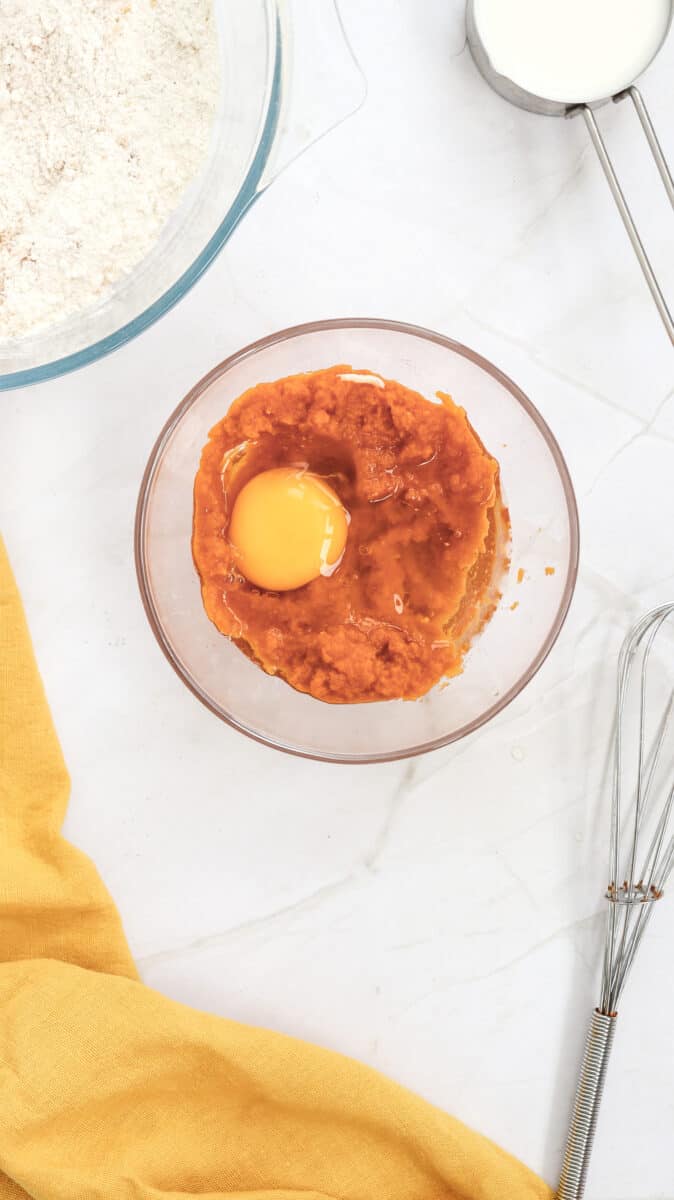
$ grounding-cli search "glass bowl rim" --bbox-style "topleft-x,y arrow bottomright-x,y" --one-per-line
134,317 -> 581,764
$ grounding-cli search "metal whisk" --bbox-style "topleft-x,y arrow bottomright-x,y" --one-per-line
557,604 -> 674,1200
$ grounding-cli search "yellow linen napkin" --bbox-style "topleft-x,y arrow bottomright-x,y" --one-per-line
0,537 -> 551,1200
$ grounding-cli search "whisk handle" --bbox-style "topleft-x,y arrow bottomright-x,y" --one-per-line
557,1009 -> 617,1200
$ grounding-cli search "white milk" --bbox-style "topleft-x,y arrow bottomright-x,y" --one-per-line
473,0 -> 671,104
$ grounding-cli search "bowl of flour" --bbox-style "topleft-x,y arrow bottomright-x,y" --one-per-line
0,0 -> 363,389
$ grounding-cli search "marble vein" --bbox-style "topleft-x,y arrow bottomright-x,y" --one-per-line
137,873 -> 359,970
403,911 -> 604,998
139,762 -> 418,970
583,391 -> 674,498
454,297 -> 655,428
363,759 -> 418,872
470,146 -> 591,285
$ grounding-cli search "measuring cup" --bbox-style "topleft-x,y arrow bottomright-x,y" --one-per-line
466,0 -> 674,343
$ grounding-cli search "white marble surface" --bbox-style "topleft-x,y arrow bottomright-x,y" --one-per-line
1,2 -> 674,1195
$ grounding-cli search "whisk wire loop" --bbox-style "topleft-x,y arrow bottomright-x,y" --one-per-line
560,605 -> 674,1200
601,603 -> 674,1015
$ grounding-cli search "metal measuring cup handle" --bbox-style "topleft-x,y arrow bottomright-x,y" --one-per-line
466,0 -> 674,345
556,1009 -> 618,1200
568,91 -> 674,344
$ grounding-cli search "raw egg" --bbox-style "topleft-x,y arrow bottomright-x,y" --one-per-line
229,467 -> 349,591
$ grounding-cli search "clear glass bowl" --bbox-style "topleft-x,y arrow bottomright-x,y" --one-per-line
0,1 -> 363,391
135,319 -> 579,763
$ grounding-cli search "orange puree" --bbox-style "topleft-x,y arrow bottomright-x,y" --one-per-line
192,366 -> 509,703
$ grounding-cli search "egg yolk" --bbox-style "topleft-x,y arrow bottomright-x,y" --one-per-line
229,467 -> 349,591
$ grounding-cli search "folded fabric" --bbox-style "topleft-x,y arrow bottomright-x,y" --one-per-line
0,536 -> 551,1200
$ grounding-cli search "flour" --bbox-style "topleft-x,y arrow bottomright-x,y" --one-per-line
0,0 -> 220,340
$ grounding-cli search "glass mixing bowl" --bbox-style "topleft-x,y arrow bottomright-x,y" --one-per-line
0,1 -> 363,391
135,319 -> 579,763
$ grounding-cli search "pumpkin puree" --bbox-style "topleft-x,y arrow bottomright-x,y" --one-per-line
192,366 -> 509,703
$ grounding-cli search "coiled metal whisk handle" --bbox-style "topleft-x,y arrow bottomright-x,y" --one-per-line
557,1010 -> 617,1200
